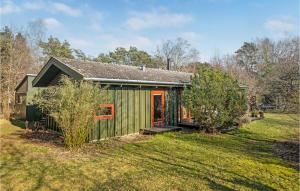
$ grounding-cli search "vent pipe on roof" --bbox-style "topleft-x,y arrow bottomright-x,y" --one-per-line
140,65 -> 146,71
167,58 -> 171,70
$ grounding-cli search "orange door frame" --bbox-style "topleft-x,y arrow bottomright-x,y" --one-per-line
151,90 -> 165,127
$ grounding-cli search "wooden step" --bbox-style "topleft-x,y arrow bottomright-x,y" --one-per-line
140,126 -> 182,135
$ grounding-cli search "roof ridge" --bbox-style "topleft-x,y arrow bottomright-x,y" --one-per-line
54,57 -> 193,75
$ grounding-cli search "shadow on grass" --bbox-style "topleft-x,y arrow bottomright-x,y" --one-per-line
228,128 -> 263,139
0,130 -> 293,191
1,115 -> 297,190
18,131 -> 64,147
88,117 -> 298,190
272,139 -> 300,170
7,119 -> 64,147
262,117 -> 299,129
89,142 -> 277,191
165,130 -> 271,154
170,130 -> 297,170
0,140 -> 111,191
10,119 -> 34,129
10,119 -> 25,129
206,176 -> 277,191
0,141 -> 59,191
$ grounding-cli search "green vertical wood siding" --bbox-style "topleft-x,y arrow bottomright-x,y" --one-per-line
128,90 -> 134,134
44,86 -> 180,141
90,86 -> 154,141
115,87 -> 122,136
121,87 -> 128,135
164,88 -> 179,126
134,89 -> 140,133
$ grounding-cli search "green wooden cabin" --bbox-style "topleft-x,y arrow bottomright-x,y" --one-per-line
32,57 -> 193,141
14,74 -> 39,121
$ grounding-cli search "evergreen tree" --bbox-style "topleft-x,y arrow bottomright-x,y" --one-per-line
235,42 -> 259,73
183,66 -> 247,132
95,46 -> 162,68
39,36 -> 74,59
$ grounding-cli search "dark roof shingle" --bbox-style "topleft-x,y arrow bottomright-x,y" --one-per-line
56,57 -> 192,84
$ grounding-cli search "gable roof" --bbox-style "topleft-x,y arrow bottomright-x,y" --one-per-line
15,74 -> 37,91
33,57 -> 192,87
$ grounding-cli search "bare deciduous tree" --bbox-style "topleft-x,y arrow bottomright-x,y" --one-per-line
223,37 -> 299,113
0,25 -> 42,118
156,38 -> 200,70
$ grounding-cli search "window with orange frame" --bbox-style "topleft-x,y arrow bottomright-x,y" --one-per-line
94,104 -> 114,119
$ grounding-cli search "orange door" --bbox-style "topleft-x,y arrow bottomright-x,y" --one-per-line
151,90 -> 165,127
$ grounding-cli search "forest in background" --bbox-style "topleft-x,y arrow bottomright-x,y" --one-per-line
0,22 -> 299,118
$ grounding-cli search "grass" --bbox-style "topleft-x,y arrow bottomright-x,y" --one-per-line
0,120 -> 24,136
0,113 -> 299,191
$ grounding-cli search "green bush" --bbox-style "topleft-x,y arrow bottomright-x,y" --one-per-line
34,76 -> 104,149
183,66 -> 248,133
251,109 -> 258,117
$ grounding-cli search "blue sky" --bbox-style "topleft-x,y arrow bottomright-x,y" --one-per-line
1,0 -> 299,61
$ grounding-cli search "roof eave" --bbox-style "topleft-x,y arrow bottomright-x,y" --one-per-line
32,57 -> 84,87
84,77 -> 191,87
15,74 -> 37,91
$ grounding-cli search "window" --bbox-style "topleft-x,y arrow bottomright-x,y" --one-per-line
178,90 -> 193,123
16,94 -> 25,104
181,106 -> 193,123
94,104 -> 114,119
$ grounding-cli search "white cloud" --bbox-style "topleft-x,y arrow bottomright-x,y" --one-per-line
264,18 -> 297,32
97,34 -> 154,51
23,2 -> 44,10
0,1 -> 45,15
89,11 -> 103,32
69,38 -> 93,48
91,23 -> 102,32
181,32 -> 198,41
133,36 -> 153,48
126,9 -> 193,30
41,18 -> 61,29
0,0 -> 20,15
180,32 -> 203,49
52,2 -> 81,17
207,0 -> 233,3
1,1 -> 81,16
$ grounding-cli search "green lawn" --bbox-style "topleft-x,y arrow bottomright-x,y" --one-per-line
0,113 -> 299,191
